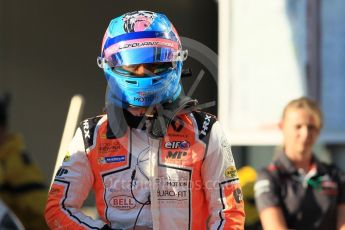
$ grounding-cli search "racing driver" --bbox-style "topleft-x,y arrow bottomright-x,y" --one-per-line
45,10 -> 245,230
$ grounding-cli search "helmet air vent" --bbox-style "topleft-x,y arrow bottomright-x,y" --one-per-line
152,77 -> 163,84
125,80 -> 138,85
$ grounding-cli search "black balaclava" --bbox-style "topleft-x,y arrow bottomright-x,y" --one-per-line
105,87 -> 198,139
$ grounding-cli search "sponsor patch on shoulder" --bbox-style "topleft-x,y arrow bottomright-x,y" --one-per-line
233,188 -> 243,203
225,166 -> 238,179
55,168 -> 69,178
63,152 -> 71,162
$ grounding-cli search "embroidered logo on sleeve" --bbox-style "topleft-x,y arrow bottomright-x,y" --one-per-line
63,152 -> 71,162
225,166 -> 238,179
233,188 -> 243,203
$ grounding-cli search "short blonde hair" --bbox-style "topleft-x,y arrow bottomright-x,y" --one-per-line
282,97 -> 323,128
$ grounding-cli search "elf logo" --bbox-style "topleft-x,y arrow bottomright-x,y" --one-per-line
166,151 -> 188,159
164,141 -> 190,149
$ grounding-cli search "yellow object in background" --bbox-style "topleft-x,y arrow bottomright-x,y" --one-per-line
238,166 -> 261,229
0,133 -> 48,230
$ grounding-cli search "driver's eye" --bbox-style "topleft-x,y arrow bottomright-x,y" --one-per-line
152,63 -> 172,74
112,67 -> 132,75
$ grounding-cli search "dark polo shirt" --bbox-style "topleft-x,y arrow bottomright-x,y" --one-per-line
254,152 -> 345,230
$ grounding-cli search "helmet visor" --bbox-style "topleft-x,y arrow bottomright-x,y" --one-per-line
99,38 -> 187,68
112,62 -> 174,77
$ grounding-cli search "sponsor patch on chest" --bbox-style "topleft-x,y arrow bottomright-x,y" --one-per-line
99,156 -> 126,164
110,195 -> 136,210
98,143 -> 122,154
161,139 -> 193,164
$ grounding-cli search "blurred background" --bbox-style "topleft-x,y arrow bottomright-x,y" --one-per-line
1,0 -> 345,187
0,0 -> 218,184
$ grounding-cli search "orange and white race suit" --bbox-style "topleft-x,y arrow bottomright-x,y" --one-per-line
45,111 -> 245,230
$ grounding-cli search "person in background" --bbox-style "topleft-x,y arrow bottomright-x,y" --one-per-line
0,94 -> 48,229
0,199 -> 25,230
45,10 -> 245,229
254,97 -> 345,230
238,166 -> 261,230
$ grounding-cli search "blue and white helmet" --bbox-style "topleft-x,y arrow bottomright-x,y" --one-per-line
97,11 -> 188,108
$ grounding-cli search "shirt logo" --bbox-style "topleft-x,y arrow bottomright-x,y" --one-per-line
99,156 -> 126,164
164,141 -> 190,149
55,168 -> 69,178
63,152 -> 71,162
225,166 -> 238,179
233,188 -> 243,203
201,114 -> 212,136
166,151 -> 188,160
110,195 -> 136,210
83,120 -> 90,139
